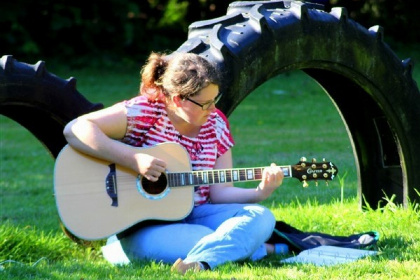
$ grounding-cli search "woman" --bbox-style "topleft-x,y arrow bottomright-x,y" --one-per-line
63,51 -> 284,274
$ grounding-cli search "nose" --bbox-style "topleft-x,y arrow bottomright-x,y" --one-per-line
207,103 -> 217,112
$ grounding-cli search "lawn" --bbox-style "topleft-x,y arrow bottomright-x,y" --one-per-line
1,44 -> 419,279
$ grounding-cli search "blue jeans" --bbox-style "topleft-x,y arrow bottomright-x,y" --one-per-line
102,203 -> 276,269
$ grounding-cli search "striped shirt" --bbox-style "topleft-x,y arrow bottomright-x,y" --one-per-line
120,96 -> 235,205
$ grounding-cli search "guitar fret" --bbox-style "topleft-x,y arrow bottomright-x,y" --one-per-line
172,173 -> 177,187
168,173 -> 173,187
281,167 -> 290,177
207,171 -> 214,185
213,171 -> 219,184
254,168 -> 263,180
220,170 -> 225,183
246,169 -> 254,180
201,171 -> 205,184
239,170 -> 246,181
181,173 -> 186,186
197,171 -> 202,185
203,172 -> 208,184
225,170 -> 232,182
232,170 -> 239,181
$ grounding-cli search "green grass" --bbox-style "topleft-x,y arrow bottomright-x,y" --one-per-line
1,45 -> 420,279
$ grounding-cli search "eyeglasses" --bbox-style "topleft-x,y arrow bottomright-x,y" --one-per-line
184,92 -> 223,110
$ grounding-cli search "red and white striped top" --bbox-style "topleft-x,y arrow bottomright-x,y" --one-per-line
120,96 -> 235,205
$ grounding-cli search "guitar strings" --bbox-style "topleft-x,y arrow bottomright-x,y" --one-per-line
55,168 -> 267,196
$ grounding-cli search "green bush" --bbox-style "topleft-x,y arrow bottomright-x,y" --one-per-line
1,0 -> 418,65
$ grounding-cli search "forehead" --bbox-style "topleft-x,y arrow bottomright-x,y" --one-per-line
195,84 -> 219,100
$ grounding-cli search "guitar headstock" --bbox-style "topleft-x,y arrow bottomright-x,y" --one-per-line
291,157 -> 338,187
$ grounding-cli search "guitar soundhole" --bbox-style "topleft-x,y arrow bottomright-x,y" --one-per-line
141,174 -> 168,195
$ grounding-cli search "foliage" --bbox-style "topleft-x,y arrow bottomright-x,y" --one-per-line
1,0 -> 418,65
0,0 -> 229,64
327,0 -> 420,44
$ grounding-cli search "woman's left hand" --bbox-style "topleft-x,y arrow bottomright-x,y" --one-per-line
257,163 -> 284,199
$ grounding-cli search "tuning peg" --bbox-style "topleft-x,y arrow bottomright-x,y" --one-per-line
325,181 -> 329,186
300,156 -> 307,162
302,180 -> 309,188
315,180 -> 318,187
312,158 -> 317,163
322,158 -> 326,162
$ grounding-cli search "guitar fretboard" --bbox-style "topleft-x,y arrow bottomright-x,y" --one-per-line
167,166 -> 291,187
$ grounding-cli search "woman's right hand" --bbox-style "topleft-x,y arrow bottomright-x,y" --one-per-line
134,153 -> 167,182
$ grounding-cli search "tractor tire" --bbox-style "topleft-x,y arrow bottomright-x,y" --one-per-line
0,55 -> 103,157
175,0 -> 420,207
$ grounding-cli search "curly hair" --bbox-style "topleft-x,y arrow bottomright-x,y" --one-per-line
139,52 -> 220,101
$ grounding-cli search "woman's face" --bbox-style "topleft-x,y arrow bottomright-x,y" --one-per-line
177,83 -> 220,127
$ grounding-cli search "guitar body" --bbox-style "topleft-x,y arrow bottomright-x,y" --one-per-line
54,142 -> 194,240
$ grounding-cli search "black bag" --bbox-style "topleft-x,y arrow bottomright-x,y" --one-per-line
267,221 -> 379,253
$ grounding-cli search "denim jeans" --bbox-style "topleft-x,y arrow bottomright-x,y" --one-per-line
102,203 -> 276,269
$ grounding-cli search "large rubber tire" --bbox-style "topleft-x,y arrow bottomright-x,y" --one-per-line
0,55 -> 104,244
175,0 -> 420,207
0,55 -> 103,157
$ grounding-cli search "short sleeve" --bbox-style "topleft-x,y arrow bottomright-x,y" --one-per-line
118,96 -> 163,147
214,109 -> 235,157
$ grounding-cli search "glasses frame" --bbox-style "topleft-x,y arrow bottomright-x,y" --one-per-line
184,92 -> 223,110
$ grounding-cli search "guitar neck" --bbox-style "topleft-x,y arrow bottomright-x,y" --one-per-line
167,166 -> 292,187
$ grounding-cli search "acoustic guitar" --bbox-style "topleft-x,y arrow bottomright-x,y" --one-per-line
54,142 -> 338,240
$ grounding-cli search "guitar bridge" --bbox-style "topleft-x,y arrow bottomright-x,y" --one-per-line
105,163 -> 118,207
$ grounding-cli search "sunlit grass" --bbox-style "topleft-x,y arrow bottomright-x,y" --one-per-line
1,44 -> 420,279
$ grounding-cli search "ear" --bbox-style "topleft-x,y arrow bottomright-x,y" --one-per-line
172,95 -> 183,107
